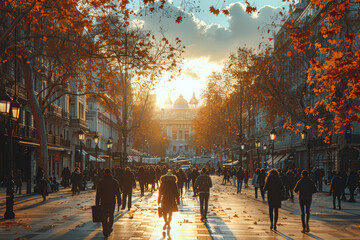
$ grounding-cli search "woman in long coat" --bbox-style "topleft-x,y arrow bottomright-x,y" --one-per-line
263,169 -> 284,231
158,170 -> 180,231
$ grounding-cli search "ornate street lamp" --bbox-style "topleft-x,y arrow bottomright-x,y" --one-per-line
0,91 -> 12,114
107,139 -> 113,168
78,129 -> 85,169
1,91 -> 21,219
301,129 -> 311,171
93,133 -> 99,169
270,128 -> 277,168
263,144 -> 267,151
255,140 -> 261,168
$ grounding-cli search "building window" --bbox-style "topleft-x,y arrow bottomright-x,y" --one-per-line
79,103 -> 84,119
172,126 -> 177,140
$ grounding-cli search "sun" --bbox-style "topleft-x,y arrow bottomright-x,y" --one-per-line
154,58 -> 222,108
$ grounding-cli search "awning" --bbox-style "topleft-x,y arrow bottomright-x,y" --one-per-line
266,155 -> 283,165
76,149 -> 106,162
18,141 -> 65,151
275,153 -> 291,164
223,160 -> 238,166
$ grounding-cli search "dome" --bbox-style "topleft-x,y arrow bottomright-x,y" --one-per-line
189,92 -> 199,105
173,94 -> 189,109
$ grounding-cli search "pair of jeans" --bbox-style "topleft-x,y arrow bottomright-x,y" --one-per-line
232,176 -> 237,187
237,179 -> 243,193
122,192 -> 132,209
199,192 -> 210,219
101,204 -> 115,236
299,199 -> 311,228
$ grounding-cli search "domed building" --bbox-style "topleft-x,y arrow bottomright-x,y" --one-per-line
154,93 -> 199,157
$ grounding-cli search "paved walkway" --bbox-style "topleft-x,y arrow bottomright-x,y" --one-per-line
0,176 -> 359,239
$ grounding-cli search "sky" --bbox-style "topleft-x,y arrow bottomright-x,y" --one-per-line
133,0 -> 288,107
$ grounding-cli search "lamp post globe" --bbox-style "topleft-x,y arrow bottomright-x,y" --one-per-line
93,133 -> 99,145
270,128 -> 277,141
255,140 -> 261,148
301,129 -> 307,141
263,144 -> 267,151
0,91 -> 12,115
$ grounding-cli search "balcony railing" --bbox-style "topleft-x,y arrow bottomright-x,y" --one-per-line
48,104 -> 62,117
13,124 -> 38,140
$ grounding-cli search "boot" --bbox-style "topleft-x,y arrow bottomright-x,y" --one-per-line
306,222 -> 310,232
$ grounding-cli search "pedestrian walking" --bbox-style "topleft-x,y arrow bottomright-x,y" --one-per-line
176,168 -> 187,197
236,167 -> 245,193
71,167 -> 82,196
14,169 -> 23,194
346,170 -> 358,202
148,166 -> 156,192
190,168 -> 200,197
95,168 -> 121,238
158,170 -> 180,231
258,168 -> 266,200
294,170 -> 317,233
339,170 -> 347,201
244,169 -> 249,188
137,166 -> 146,197
194,167 -> 212,222
285,169 -> 296,202
185,168 -> 191,191
329,172 -> 343,210
230,166 -> 237,187
155,165 -> 162,189
120,167 -> 136,210
252,168 -> 260,199
263,169 -> 284,231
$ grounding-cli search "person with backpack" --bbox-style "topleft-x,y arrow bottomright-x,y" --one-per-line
195,167 -> 212,222
294,170 -> 317,233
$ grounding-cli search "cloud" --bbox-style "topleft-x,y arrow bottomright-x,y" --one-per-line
183,68 -> 201,80
134,2 -> 280,63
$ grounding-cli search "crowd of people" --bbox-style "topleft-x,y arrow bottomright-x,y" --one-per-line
26,163 -> 359,238
220,165 -> 360,233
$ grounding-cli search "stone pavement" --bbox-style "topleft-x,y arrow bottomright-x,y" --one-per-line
0,176 -> 359,240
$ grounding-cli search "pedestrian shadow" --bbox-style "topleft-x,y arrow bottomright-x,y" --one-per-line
273,230 -> 295,240
203,215 -> 237,240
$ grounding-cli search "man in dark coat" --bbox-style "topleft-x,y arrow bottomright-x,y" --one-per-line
236,167 -> 245,193
137,166 -> 146,197
121,167 -> 136,210
148,166 -> 156,192
329,172 -> 343,210
294,170 -> 317,233
96,168 -> 121,237
14,169 -> 23,194
195,167 -> 212,222
190,168 -> 200,197
346,170 -> 358,202
176,168 -> 188,197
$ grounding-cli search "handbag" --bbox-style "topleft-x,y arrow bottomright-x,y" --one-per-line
280,188 -> 288,201
158,206 -> 163,218
92,205 -> 104,222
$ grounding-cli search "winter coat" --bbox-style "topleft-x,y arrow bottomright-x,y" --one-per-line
148,168 -> 156,184
285,171 -> 296,190
71,171 -> 82,186
346,171 -> 358,188
294,176 -> 317,201
96,175 -> 121,205
121,169 -> 136,193
190,169 -> 200,181
236,169 -> 245,180
263,174 -> 284,209
195,173 -> 212,193
176,170 -> 188,188
329,175 -> 343,196
258,171 -> 266,187
137,168 -> 147,184
252,173 -> 260,188
158,173 -> 179,213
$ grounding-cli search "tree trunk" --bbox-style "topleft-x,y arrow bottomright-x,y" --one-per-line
21,60 -> 49,177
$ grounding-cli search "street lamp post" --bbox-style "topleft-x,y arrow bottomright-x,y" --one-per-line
1,91 -> 21,219
263,143 -> 267,168
93,133 -> 99,169
78,129 -> 85,170
240,142 -> 246,168
301,129 -> 311,171
107,138 -> 113,169
255,140 -> 261,168
270,128 -> 277,169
